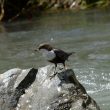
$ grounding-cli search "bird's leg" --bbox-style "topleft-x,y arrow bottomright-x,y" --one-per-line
63,62 -> 68,70
54,63 -> 57,73
50,64 -> 58,79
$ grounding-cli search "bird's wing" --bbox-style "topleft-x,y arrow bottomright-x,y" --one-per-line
54,49 -> 69,60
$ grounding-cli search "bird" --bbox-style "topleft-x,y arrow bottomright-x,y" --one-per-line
35,43 -> 74,77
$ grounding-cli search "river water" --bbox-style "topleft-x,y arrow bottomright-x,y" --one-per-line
0,9 -> 110,110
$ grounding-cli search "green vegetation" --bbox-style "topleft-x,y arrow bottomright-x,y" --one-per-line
0,0 -> 110,21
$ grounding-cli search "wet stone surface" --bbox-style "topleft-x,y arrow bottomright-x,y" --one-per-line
0,65 -> 100,110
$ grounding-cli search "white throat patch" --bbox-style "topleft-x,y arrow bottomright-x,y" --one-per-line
40,49 -> 56,60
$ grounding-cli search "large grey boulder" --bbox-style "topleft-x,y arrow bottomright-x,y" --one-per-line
0,65 -> 100,110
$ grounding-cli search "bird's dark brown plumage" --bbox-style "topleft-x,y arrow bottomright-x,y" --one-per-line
36,43 -> 74,69
49,49 -> 73,68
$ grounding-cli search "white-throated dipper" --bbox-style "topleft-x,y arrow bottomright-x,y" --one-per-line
35,43 -> 74,76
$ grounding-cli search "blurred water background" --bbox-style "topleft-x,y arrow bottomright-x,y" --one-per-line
0,9 -> 110,110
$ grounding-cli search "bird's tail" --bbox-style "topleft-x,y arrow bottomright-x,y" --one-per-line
67,52 -> 75,61
68,52 -> 75,56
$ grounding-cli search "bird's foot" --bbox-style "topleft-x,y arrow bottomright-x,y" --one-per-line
49,72 -> 58,80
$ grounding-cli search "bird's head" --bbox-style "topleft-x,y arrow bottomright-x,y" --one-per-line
35,43 -> 53,52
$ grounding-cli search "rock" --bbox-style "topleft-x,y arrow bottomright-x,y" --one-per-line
0,65 -> 100,110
